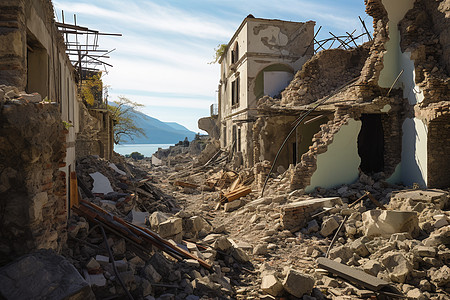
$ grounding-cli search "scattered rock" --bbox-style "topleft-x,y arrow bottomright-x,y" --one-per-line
261,274 -> 284,296
320,217 -> 339,237
282,268 -> 315,298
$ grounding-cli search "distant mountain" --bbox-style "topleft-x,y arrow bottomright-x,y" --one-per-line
120,109 -> 196,144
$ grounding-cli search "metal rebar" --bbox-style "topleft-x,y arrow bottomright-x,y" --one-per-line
99,224 -> 135,300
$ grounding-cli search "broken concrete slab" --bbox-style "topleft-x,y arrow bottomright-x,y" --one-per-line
362,210 -> 419,238
89,171 -> 114,194
391,189 -> 448,209
0,249 -> 95,300
317,257 -> 396,292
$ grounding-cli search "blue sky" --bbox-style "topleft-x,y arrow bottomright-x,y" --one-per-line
53,0 -> 371,133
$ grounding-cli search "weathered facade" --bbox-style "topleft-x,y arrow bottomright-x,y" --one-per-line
218,16 -> 315,167
0,0 -> 112,262
0,0 -> 79,196
255,0 -> 449,192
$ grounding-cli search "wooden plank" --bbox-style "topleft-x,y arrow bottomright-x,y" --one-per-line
70,171 -> 79,208
228,177 -> 241,192
174,181 -> 199,189
221,186 -> 251,203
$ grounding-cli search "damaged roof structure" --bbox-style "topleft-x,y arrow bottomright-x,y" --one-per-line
210,0 -> 450,193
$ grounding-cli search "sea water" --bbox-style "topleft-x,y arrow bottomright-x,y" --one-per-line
114,144 -> 172,157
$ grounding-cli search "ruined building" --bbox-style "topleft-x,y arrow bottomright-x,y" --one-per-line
217,16 -> 315,167
215,0 -> 449,192
0,0 -> 114,263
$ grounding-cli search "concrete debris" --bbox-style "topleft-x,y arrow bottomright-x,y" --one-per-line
3,0 -> 450,298
89,171 -> 115,194
282,268 -> 315,298
261,274 -> 284,296
362,210 -> 419,238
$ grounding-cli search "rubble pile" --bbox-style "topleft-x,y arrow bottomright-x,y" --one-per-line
154,138 -> 208,167
76,155 -> 177,215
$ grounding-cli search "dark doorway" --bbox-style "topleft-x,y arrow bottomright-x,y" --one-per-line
237,128 -> 241,152
358,114 -> 384,173
232,125 -> 237,153
292,142 -> 297,165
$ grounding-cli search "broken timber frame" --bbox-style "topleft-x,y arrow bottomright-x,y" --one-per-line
72,199 -> 212,270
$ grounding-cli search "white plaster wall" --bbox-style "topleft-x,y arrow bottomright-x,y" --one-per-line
378,0 -> 423,105
305,119 -> 362,193
264,71 -> 294,97
388,118 -> 428,187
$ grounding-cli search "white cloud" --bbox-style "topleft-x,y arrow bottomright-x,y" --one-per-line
53,0 -> 234,40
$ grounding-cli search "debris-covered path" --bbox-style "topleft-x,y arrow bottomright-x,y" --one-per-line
58,152 -> 450,300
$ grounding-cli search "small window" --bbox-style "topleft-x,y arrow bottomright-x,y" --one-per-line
223,126 -> 227,147
231,42 -> 239,64
231,77 -> 240,107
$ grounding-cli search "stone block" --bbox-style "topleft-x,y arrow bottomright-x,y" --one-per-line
158,217 -> 182,238
282,268 -> 315,298
253,243 -> 268,255
232,247 -> 250,263
381,251 -> 413,283
414,246 -> 436,257
429,265 -> 450,287
212,236 -> 232,252
423,225 -> 450,247
320,217 -> 339,237
350,239 -> 370,257
363,260 -> 383,277
0,250 -> 94,299
261,274 -> 283,296
224,200 -> 242,212
362,210 -> 419,238
143,264 -> 162,283
328,246 -> 353,263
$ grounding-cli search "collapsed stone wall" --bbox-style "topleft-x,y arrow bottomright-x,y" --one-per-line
290,106 -> 356,190
76,103 -> 113,160
398,0 -> 450,107
252,115 -> 298,168
280,45 -> 371,106
0,86 -> 67,265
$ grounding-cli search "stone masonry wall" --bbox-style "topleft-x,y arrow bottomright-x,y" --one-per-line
0,0 -> 26,89
281,45 -> 371,106
398,0 -> 450,107
0,86 -> 67,265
